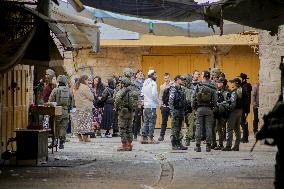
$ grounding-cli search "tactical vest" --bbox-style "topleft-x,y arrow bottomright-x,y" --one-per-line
55,86 -> 71,107
173,86 -> 185,110
196,84 -> 212,104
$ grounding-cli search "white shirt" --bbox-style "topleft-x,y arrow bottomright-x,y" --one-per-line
142,78 -> 158,108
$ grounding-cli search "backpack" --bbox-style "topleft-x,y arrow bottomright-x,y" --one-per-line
196,84 -> 212,104
117,87 -> 139,111
56,86 -> 71,107
162,86 -> 171,106
241,82 -> 252,113
183,86 -> 193,113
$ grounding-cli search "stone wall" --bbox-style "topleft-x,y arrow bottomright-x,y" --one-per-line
64,47 -> 150,83
258,26 -> 284,124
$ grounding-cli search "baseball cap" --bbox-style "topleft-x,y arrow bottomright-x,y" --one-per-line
229,77 -> 241,84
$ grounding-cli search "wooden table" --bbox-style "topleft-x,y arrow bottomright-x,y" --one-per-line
29,106 -> 62,153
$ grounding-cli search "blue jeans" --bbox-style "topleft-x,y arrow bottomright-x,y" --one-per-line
142,108 -> 157,137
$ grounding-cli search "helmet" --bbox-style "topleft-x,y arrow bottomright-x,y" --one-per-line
210,68 -> 221,78
183,74 -> 192,86
120,77 -> 131,86
57,75 -> 68,85
123,68 -> 134,78
45,69 -> 55,77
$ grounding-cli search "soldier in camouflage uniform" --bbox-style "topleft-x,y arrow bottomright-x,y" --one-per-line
49,75 -> 73,149
213,77 -> 230,150
192,71 -> 217,152
114,77 -> 139,151
181,74 -> 194,146
169,75 -> 188,150
223,78 -> 243,151
210,68 -> 221,149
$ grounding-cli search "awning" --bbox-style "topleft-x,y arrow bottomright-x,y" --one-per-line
94,9 -> 254,37
80,0 -> 204,22
23,3 -> 100,51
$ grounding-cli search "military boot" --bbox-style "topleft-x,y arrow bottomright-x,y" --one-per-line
211,143 -> 217,149
126,140 -> 133,151
185,139 -> 190,146
177,141 -> 188,150
206,144 -> 211,152
148,136 -> 159,144
231,145 -> 239,151
194,144 -> 201,152
222,146 -> 232,151
140,136 -> 148,144
214,144 -> 224,150
117,140 -> 128,151
158,135 -> 164,141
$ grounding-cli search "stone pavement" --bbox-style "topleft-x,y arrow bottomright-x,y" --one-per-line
0,130 -> 277,189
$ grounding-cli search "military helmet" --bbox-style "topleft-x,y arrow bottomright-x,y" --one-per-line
120,77 -> 131,86
210,68 -> 221,78
184,74 -> 192,83
57,75 -> 68,85
123,68 -> 134,78
46,69 -> 55,77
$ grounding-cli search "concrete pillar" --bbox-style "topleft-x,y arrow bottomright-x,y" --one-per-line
258,26 -> 284,124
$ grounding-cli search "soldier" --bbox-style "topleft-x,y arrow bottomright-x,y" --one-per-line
210,67 -> 221,149
213,77 -> 230,150
182,74 -> 194,146
188,70 -> 201,142
114,77 -> 139,151
210,68 -> 221,83
132,70 -> 144,141
123,68 -> 143,141
49,75 -> 73,149
192,71 -> 217,152
255,62 -> 284,189
223,78 -> 243,151
169,75 -> 188,150
239,73 -> 252,143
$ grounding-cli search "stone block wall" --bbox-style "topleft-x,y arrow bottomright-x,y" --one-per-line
64,47 -> 150,83
258,26 -> 284,124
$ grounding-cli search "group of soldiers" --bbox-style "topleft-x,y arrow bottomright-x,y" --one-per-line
113,67 -> 253,152
167,68 -> 252,152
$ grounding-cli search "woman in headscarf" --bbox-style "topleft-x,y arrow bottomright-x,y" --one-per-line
73,75 -> 94,142
91,76 -> 105,137
101,78 -> 116,137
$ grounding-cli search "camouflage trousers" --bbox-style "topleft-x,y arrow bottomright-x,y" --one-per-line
184,111 -> 195,141
195,107 -> 213,145
171,111 -> 184,144
118,111 -> 134,141
212,117 -> 227,146
54,115 -> 69,141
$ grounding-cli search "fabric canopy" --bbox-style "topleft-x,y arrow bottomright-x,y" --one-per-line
80,0 -> 205,22
94,9 -> 254,37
